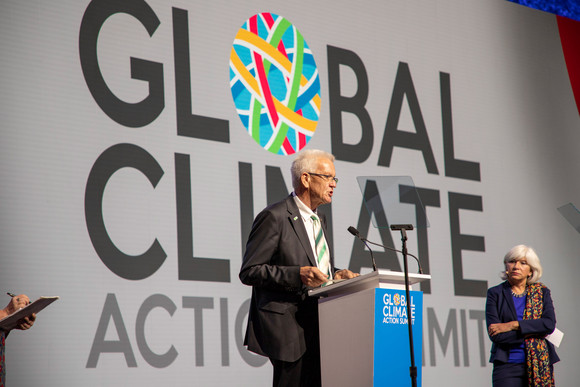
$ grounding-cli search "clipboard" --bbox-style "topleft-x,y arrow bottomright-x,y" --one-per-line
0,296 -> 59,331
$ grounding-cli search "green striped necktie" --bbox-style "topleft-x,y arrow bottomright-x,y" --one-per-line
311,215 -> 330,278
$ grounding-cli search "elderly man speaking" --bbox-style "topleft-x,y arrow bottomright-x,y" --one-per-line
240,149 -> 358,387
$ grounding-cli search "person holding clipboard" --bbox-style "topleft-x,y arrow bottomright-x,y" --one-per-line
0,293 -> 36,387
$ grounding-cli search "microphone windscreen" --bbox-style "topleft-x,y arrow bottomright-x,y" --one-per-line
347,226 -> 359,237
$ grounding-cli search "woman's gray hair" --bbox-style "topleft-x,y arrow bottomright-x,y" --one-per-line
500,244 -> 543,284
291,149 -> 335,190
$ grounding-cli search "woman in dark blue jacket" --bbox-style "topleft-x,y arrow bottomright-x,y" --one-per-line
486,245 -> 559,387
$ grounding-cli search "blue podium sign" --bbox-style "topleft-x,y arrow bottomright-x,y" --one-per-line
373,288 -> 423,387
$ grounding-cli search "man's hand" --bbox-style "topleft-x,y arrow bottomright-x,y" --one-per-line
300,266 -> 329,287
334,269 -> 359,280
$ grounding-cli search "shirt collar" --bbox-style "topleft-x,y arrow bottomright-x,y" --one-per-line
292,192 -> 318,221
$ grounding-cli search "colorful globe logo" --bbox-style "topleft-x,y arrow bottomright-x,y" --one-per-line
393,293 -> 401,306
229,13 -> 321,155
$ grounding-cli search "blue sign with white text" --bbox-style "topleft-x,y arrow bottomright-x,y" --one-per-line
373,288 -> 423,387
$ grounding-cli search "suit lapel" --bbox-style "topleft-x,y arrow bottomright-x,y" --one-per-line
502,282 -> 518,319
285,196 -> 318,267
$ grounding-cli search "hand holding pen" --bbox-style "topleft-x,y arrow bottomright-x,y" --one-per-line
6,292 -> 30,311
4,292 -> 36,330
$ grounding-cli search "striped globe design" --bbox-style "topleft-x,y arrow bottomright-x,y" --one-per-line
229,13 -> 321,155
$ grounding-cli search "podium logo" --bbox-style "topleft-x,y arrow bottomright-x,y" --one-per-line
229,12 -> 321,155
382,292 -> 415,325
393,293 -> 401,306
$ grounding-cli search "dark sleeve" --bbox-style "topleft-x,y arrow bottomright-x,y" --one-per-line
519,287 -> 556,337
239,208 -> 302,292
485,286 -> 524,345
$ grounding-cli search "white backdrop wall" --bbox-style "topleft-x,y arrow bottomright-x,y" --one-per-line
1,0 -> 579,386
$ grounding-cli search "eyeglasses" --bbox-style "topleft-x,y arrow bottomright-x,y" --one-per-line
307,172 -> 339,184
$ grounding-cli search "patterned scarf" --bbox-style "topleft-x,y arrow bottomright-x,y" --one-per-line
524,283 -> 554,387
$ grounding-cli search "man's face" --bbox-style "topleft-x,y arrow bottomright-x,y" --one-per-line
308,158 -> 337,208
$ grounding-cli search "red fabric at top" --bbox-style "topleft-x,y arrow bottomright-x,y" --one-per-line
558,15 -> 580,116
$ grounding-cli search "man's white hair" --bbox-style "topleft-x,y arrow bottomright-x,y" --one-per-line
290,149 -> 335,190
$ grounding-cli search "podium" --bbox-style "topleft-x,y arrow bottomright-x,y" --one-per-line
309,269 -> 430,387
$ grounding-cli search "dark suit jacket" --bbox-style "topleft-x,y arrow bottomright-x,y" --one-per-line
239,195 -> 335,362
485,281 -> 560,364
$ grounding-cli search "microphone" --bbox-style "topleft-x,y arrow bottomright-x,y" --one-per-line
348,226 -> 424,274
348,226 -> 377,271
347,226 -> 361,238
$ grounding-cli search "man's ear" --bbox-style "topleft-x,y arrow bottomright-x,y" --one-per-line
301,173 -> 310,189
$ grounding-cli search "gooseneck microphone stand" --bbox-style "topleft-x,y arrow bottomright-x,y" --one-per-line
391,224 -> 417,387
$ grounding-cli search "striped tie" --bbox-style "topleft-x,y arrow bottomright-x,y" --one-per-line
311,215 -> 330,278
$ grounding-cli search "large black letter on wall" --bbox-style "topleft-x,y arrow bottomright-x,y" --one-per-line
85,143 -> 167,280
136,294 -> 178,368
79,0 -> 164,127
173,8 -> 229,142
86,293 -> 137,368
440,72 -> 480,181
238,162 -> 254,257
175,153 -> 230,282
379,62 -> 438,174
399,185 -> 441,293
448,192 -> 487,297
327,45 -> 373,163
